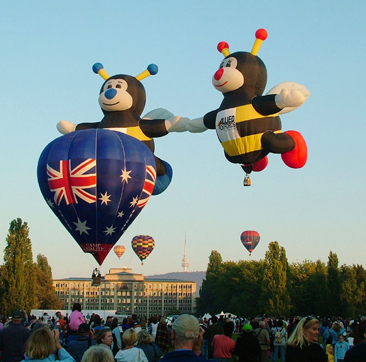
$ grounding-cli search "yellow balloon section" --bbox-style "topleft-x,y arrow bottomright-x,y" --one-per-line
114,245 -> 126,259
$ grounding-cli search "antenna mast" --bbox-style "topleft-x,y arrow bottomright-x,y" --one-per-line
182,234 -> 189,272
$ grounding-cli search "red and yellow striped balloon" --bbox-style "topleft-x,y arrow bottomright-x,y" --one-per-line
114,245 -> 126,259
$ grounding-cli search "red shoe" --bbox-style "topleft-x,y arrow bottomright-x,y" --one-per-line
281,130 -> 307,168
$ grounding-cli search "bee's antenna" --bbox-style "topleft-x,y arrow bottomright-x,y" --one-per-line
135,64 -> 158,81
251,29 -> 267,56
92,63 -> 110,80
217,41 -> 230,57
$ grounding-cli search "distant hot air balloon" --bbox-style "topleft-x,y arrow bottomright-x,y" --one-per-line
131,235 -> 155,265
114,245 -> 126,259
240,230 -> 260,256
37,129 -> 156,265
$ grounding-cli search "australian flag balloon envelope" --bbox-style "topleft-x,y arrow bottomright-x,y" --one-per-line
37,63 -> 167,267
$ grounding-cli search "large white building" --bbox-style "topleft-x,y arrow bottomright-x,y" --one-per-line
53,267 -> 197,316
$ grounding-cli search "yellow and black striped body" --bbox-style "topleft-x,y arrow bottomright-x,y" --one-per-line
215,103 -> 281,164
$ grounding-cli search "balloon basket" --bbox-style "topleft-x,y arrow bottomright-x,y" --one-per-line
243,175 -> 251,186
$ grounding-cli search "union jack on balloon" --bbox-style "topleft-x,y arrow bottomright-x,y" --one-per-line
37,129 -> 156,265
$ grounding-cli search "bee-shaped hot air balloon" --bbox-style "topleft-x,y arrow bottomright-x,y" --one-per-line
187,29 -> 309,186
57,63 -> 188,194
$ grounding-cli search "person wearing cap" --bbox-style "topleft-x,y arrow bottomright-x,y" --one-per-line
233,324 -> 261,362
211,321 -> 236,362
0,310 -> 30,362
160,314 -> 212,362
66,323 -> 96,362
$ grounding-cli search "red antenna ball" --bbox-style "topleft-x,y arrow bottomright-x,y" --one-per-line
217,41 -> 229,53
255,29 -> 268,41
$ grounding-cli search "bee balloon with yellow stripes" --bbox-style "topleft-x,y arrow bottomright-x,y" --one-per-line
57,63 -> 189,195
187,29 -> 310,186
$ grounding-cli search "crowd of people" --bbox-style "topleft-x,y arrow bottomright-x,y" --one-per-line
0,305 -> 366,362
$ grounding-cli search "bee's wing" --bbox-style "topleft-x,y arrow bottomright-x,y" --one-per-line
266,82 -> 310,115
142,108 -> 175,120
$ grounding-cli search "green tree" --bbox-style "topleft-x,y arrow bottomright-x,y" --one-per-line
228,260 -> 265,316
35,254 -> 63,309
196,250 -> 223,315
327,251 -> 342,316
0,218 -> 37,314
259,241 -> 291,316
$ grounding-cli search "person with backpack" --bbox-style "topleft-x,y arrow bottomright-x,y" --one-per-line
271,319 -> 287,362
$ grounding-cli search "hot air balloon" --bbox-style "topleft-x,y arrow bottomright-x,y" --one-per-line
240,230 -> 260,256
114,245 -> 126,259
131,235 -> 155,265
37,129 -> 156,265
186,29 -> 309,186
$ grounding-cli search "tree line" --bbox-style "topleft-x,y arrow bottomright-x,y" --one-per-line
196,241 -> 366,318
0,218 -> 63,315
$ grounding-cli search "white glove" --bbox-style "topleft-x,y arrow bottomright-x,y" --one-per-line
165,116 -> 190,133
267,82 -> 310,114
187,117 -> 207,133
57,120 -> 76,134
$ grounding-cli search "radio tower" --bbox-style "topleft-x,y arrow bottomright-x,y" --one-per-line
182,236 -> 189,272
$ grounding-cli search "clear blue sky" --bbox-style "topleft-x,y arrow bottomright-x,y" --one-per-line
1,1 -> 365,279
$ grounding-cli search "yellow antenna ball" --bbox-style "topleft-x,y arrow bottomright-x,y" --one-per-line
251,29 -> 268,56
136,64 -> 158,81
92,63 -> 110,80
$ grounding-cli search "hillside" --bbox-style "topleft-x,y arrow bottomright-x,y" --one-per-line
145,271 -> 206,292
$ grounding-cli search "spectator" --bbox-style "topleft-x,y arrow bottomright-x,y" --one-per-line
66,323 -> 96,362
212,321 -> 236,362
136,330 -> 163,362
326,344 -> 335,362
148,317 -> 159,341
140,317 -> 147,332
68,303 -> 86,344
95,329 -> 113,354
285,316 -> 327,362
121,318 -> 130,332
91,316 -> 104,332
204,316 -> 224,359
271,319 -> 287,362
80,346 -> 114,362
160,314 -> 211,361
21,328 -> 74,362
255,321 -> 270,362
0,310 -> 31,362
344,320 -> 366,361
104,317 -> 113,329
155,318 -> 170,354
334,334 -> 349,362
115,329 -> 148,362
330,323 -> 342,346
234,323 -> 261,362
110,318 -> 122,356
